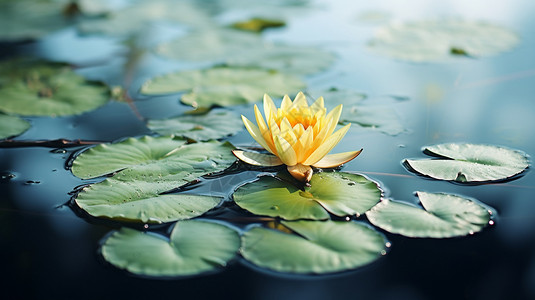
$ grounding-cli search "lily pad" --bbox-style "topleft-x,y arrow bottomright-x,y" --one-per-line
147,110 -> 243,141
404,143 -> 530,183
341,105 -> 406,136
0,59 -> 110,116
156,28 -> 263,62
366,192 -> 495,238
72,136 -> 235,222
367,19 -> 519,62
226,45 -> 336,75
140,67 -> 305,108
241,220 -> 388,274
75,179 -> 221,223
72,136 -> 235,181
0,0 -> 74,41
231,17 -> 285,32
77,0 -> 212,36
101,220 -> 240,277
233,172 -> 382,220
0,114 -> 30,139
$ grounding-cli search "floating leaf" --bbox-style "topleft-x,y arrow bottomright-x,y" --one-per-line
366,192 -> 495,238
226,45 -> 335,75
0,114 -> 30,139
101,220 -> 240,277
0,59 -> 109,116
367,19 -> 519,62
147,110 -> 243,141
241,220 -> 388,274
233,172 -> 382,220
319,89 -> 406,135
0,0 -> 74,41
77,0 -> 212,36
231,17 -> 285,32
156,28 -> 333,75
140,67 -> 305,108
341,105 -> 406,136
75,179 -> 221,223
404,143 -> 530,183
156,29 -> 263,62
72,136 -> 235,223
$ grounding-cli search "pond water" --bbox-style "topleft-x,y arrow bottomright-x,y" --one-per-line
1,0 -> 535,299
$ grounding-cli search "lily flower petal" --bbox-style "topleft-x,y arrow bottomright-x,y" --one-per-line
274,135 -> 298,166
303,123 -> 351,166
232,150 -> 283,166
312,149 -> 363,168
242,115 -> 273,154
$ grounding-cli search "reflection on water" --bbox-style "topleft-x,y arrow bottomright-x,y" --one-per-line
1,0 -> 535,299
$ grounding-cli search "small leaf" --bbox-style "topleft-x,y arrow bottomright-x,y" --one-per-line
233,172 -> 382,220
241,220 -> 388,274
404,143 -> 530,183
147,110 -> 243,141
367,19 -> 519,62
366,192 -> 495,238
231,17 -> 285,32
101,220 -> 240,277
140,67 -> 305,108
0,114 -> 30,139
0,59 -> 109,116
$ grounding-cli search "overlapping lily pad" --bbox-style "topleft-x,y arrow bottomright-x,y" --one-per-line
101,220 -> 240,277
241,220 -> 388,274
233,172 -> 382,220
147,110 -> 243,141
404,143 -> 530,183
0,114 -> 30,139
368,19 -> 519,62
72,136 -> 235,222
140,67 -> 305,108
366,192 -> 495,238
0,59 -> 110,116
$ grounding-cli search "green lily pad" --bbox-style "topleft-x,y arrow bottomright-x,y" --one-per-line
367,19 -> 519,62
140,67 -> 305,108
101,220 -> 240,277
241,220 -> 388,274
77,0 -> 212,36
0,114 -> 30,139
156,28 -> 263,62
0,0 -> 74,41
75,179 -> 221,223
226,45 -> 336,75
318,89 -> 406,135
72,136 -> 235,181
366,192 -> 495,238
404,143 -> 530,183
147,110 -> 243,141
0,59 -> 109,116
340,105 -> 406,136
156,28 -> 333,75
233,172 -> 382,220
72,136 -> 235,223
231,17 -> 285,32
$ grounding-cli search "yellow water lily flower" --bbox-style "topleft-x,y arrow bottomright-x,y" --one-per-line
233,91 -> 362,182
